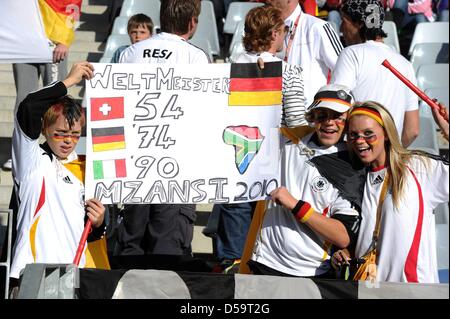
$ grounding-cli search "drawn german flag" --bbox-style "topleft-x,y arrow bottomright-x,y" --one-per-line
229,61 -> 282,106
38,0 -> 81,46
91,127 -> 125,152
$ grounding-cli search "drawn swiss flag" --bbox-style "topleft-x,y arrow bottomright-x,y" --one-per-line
90,97 -> 124,121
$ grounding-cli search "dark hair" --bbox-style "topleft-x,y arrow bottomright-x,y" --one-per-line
41,96 -> 85,133
160,0 -> 201,35
127,13 -> 154,34
243,6 -> 285,53
341,0 -> 387,41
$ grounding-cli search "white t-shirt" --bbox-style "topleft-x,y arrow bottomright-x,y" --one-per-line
279,5 -> 343,106
235,51 -> 307,127
356,155 -> 448,283
251,133 -> 359,276
331,40 -> 419,136
119,32 -> 210,64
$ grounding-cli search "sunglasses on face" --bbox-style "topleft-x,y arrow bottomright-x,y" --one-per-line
307,111 -> 347,124
52,132 -> 81,142
348,132 -> 378,143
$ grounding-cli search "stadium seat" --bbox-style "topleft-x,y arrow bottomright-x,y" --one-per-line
0,209 -> 12,299
229,20 -> 245,55
119,0 -> 161,30
436,223 -> 449,283
419,87 -> 449,118
189,0 -> 220,59
410,43 -> 449,73
408,22 -> 449,56
382,21 -> 400,53
111,16 -> 129,35
408,115 -> 439,155
223,2 -> 264,34
228,41 -> 246,63
435,203 -> 449,225
416,63 -> 449,92
99,56 -> 113,63
103,34 -> 131,59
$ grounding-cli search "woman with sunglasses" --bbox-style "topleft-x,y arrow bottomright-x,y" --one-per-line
332,101 -> 449,283
10,62 -> 109,284
248,84 -> 365,277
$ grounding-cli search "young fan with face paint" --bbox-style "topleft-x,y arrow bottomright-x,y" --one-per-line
10,62 -> 109,282
332,101 -> 449,283
248,84 -> 365,277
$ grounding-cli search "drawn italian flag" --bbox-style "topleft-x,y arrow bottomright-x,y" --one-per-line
93,159 -> 127,180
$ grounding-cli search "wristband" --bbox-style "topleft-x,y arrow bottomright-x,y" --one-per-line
291,200 -> 315,223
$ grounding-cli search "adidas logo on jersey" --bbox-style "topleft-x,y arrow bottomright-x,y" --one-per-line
63,176 -> 73,184
372,175 -> 384,185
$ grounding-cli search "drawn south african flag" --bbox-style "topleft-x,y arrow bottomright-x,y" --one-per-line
223,126 -> 264,174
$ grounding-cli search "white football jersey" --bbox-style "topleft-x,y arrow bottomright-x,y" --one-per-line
252,133 -> 359,276
356,155 -> 448,283
119,32 -> 210,64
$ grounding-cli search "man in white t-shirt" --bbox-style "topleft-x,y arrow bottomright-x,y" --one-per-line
331,0 -> 419,147
117,0 -> 209,257
266,0 -> 344,106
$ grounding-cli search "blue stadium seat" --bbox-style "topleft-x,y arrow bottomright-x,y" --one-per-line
416,63 -> 449,92
410,43 -> 449,73
408,115 -> 439,155
382,21 -> 400,53
119,0 -> 161,30
189,0 -> 220,59
408,22 -> 449,56
223,2 -> 264,34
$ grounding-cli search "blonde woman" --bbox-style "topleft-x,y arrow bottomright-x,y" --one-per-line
332,101 -> 449,283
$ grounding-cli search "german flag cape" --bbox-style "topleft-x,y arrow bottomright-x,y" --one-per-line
38,0 -> 82,46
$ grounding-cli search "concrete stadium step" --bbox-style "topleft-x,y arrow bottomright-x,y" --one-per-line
68,51 -> 104,63
0,71 -> 14,84
70,40 -> 104,53
80,4 -> 109,15
0,64 -> 12,72
0,121 -> 13,138
0,170 -> 13,208
0,110 -> 13,123
75,31 -> 108,43
0,83 -> 15,97
0,97 -> 15,111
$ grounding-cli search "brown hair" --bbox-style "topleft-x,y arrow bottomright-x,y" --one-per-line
41,96 -> 85,134
160,0 -> 201,35
127,13 -> 154,34
243,6 -> 285,53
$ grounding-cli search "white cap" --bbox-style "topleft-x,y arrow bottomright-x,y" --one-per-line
306,84 -> 354,115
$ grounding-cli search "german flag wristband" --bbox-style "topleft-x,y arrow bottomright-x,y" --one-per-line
291,200 -> 315,223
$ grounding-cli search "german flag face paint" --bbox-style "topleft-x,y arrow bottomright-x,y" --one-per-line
348,115 -> 387,168
45,113 -> 82,160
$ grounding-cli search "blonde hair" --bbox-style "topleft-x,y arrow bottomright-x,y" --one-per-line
348,101 -> 427,208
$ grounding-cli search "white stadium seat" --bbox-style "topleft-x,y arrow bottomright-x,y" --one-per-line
119,0 -> 161,31
223,2 -> 264,34
382,21 -> 400,53
111,16 -> 130,35
229,20 -> 245,55
408,22 -> 449,55
408,115 -> 439,155
189,0 -> 220,59
103,34 -> 131,58
416,63 -> 449,92
410,42 -> 449,73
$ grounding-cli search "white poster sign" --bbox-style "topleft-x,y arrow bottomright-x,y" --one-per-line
85,63 -> 282,204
